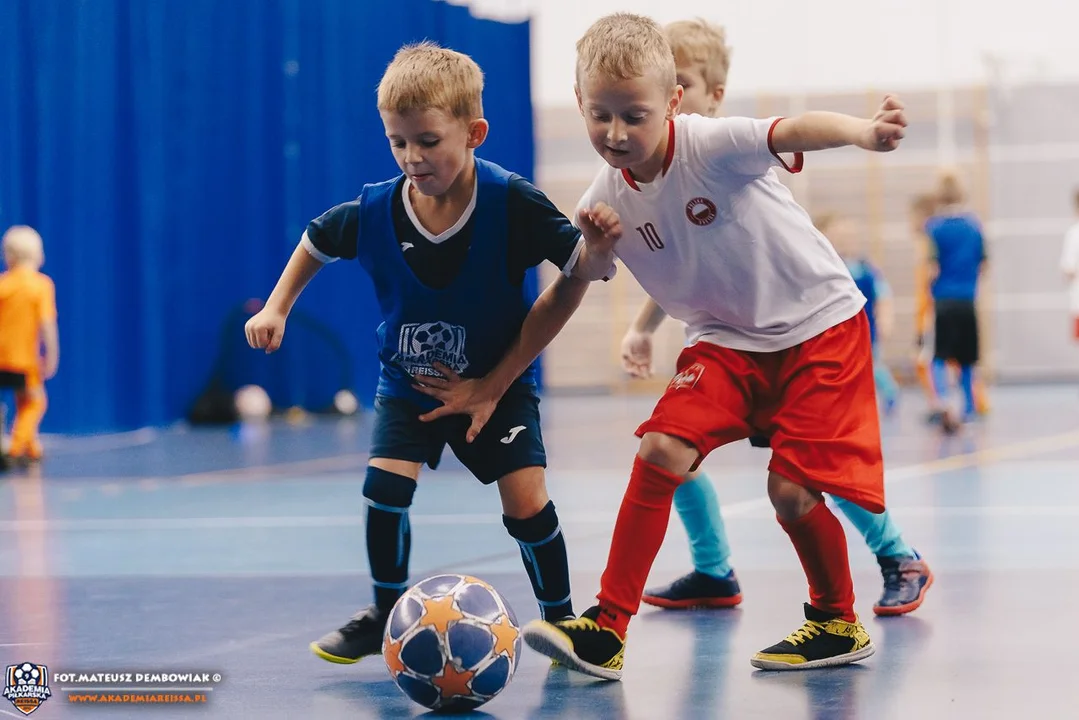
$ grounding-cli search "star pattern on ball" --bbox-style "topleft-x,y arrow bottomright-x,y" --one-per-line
490,613 -> 518,658
383,637 -> 406,676
432,661 -> 474,700
464,575 -> 494,591
419,594 -> 464,634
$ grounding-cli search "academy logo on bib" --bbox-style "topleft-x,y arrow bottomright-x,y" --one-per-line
394,321 -> 469,377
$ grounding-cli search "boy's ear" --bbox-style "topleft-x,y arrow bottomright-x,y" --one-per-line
575,84 -> 584,115
666,85 -> 684,121
467,118 -> 489,149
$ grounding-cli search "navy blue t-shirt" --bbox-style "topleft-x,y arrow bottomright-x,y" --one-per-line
305,175 -> 582,289
304,164 -> 582,407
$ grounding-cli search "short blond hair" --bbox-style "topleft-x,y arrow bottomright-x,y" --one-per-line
576,13 -> 676,90
936,168 -> 966,205
377,41 -> 483,119
2,225 -> 44,268
665,19 -> 731,87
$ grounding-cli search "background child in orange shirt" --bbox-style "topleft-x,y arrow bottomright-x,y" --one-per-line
0,225 -> 59,467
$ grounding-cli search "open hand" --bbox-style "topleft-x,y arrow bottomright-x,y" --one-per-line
412,362 -> 499,443
620,328 -> 654,378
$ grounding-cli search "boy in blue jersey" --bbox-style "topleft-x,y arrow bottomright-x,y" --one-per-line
245,42 -> 618,665
924,171 -> 987,432
618,20 -> 931,619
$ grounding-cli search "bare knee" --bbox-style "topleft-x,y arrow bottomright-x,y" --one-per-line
767,471 -> 822,522
638,433 -> 698,477
369,458 -> 422,482
497,467 -> 549,519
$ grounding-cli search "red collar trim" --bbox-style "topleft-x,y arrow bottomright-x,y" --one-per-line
621,120 -> 675,191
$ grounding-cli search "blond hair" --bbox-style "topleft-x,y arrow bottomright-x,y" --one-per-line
576,13 -> 676,90
936,168 -> 966,206
665,19 -> 731,87
377,41 -> 483,119
2,225 -> 44,268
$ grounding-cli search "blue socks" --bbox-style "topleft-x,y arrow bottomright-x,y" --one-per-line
959,365 -> 976,416
674,472 -> 915,570
363,466 -> 417,612
872,344 -> 899,406
931,358 -> 950,405
673,472 -> 732,579
831,495 -> 914,558
503,500 -> 573,621
932,359 -> 977,417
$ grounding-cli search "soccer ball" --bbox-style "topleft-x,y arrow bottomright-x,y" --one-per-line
383,574 -> 521,712
13,663 -> 40,684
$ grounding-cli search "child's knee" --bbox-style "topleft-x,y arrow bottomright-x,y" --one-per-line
638,432 -> 698,476
767,471 -> 822,521
497,467 -> 549,519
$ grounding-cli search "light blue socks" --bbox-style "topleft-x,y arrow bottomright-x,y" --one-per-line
673,472 -> 732,578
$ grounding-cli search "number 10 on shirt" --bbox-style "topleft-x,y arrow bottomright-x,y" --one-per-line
636,223 -> 664,251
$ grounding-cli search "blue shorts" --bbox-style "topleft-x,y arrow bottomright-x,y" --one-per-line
370,383 -> 547,485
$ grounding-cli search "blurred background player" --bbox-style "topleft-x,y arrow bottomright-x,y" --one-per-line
1062,188 -> 1079,354
912,192 -> 989,423
924,170 -> 987,432
0,226 -> 59,469
619,19 -> 931,619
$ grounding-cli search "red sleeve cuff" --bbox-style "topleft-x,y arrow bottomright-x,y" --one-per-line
767,118 -> 804,174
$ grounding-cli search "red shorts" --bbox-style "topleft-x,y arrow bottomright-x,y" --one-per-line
637,312 -> 885,512
1073,316 -> 1079,341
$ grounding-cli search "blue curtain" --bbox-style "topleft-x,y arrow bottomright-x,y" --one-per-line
0,0 -> 535,433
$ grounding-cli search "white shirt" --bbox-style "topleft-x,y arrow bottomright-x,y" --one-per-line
1062,222 -> 1079,313
577,113 -> 865,352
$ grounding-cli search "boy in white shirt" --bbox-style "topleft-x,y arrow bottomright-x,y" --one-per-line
621,18 -> 931,620
522,12 -> 907,678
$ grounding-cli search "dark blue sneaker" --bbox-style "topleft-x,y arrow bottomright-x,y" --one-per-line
874,552 -> 934,616
641,570 -> 743,610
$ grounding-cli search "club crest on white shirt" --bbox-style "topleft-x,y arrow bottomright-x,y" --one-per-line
685,197 -> 717,226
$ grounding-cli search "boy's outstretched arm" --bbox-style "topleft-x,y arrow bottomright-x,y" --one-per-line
245,243 -> 324,353
771,95 -> 907,154
485,274 -> 590,399
413,273 -> 590,442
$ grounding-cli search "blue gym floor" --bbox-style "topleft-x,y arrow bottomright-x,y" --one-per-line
2,386 -> 1078,719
